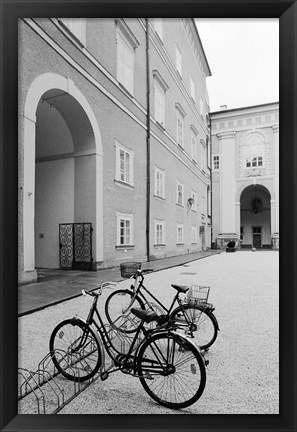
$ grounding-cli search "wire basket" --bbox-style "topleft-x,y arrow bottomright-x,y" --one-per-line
186,285 -> 210,305
120,262 -> 141,278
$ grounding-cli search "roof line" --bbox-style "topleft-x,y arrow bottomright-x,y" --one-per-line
210,101 -> 279,115
192,19 -> 212,77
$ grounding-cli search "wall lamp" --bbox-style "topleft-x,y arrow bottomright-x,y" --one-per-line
187,197 -> 194,209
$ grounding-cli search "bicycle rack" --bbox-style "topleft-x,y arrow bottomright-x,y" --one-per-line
18,350 -> 97,414
18,326 -> 144,414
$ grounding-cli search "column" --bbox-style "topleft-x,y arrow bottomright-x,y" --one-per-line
217,131 -> 238,244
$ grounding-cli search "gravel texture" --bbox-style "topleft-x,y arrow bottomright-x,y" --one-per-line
18,251 -> 279,414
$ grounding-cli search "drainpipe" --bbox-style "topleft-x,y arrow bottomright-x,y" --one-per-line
145,19 -> 151,262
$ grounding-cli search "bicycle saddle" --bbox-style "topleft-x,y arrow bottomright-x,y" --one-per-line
171,284 -> 189,293
131,308 -> 159,323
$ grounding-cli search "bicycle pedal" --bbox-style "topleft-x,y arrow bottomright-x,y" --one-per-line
101,371 -> 109,381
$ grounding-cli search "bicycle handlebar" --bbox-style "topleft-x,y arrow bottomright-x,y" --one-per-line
81,281 -> 117,297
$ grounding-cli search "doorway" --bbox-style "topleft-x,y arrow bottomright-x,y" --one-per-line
252,226 -> 262,248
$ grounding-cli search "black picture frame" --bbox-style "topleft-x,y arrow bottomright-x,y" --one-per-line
1,1 -> 296,431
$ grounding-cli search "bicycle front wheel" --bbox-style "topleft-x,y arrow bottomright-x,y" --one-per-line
105,289 -> 145,333
170,304 -> 218,350
49,319 -> 101,382
137,333 -> 206,409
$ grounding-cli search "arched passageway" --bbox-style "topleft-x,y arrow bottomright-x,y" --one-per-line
23,74 -> 103,273
240,184 -> 271,249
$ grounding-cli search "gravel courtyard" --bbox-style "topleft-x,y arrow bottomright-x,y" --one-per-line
18,250 -> 279,414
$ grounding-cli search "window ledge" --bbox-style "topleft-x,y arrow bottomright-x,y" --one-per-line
114,180 -> 134,190
154,194 -> 165,201
154,244 -> 166,247
176,243 -> 184,246
156,121 -> 165,131
118,82 -> 134,99
176,203 -> 184,208
116,245 -> 135,250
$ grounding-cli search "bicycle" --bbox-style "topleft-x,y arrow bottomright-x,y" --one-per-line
49,282 -> 207,409
105,262 -> 219,350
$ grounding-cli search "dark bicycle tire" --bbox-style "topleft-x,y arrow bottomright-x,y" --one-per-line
137,332 -> 206,409
105,289 -> 145,333
49,319 -> 101,382
170,304 -> 218,350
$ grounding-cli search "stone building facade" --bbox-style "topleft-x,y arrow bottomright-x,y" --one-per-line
18,18 -> 211,284
210,102 -> 279,250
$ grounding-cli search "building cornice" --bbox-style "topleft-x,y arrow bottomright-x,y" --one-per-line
217,131 -> 236,140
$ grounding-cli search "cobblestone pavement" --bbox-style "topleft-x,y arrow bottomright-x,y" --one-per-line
18,251 -> 279,414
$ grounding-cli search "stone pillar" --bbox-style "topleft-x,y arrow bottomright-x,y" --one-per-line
23,115 -> 37,273
216,131 -> 239,248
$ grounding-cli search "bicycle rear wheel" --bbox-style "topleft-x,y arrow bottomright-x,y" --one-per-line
137,332 -> 206,409
105,289 -> 145,333
170,304 -> 218,350
49,319 -> 101,382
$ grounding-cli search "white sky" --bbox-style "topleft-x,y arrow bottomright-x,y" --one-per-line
195,19 -> 279,112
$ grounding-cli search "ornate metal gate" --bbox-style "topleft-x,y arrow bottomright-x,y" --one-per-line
59,223 -> 93,270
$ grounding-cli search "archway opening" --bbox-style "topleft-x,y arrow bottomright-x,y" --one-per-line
240,184 -> 271,249
35,89 -> 96,268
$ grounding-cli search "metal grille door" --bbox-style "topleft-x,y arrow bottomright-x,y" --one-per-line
59,223 -> 93,270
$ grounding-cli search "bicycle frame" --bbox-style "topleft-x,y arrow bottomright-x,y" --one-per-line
127,273 -> 184,316
79,290 -> 177,377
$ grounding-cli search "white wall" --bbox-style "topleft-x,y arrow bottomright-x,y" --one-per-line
35,159 -> 75,268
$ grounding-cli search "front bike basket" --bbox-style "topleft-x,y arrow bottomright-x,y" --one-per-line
120,262 -> 142,278
186,285 -> 210,305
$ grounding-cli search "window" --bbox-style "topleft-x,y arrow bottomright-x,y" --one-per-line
176,224 -> 184,244
115,141 -> 134,186
201,197 -> 206,216
245,143 -> 265,168
206,135 -> 211,168
175,103 -> 186,148
152,19 -> 163,40
191,190 -> 198,212
190,76 -> 195,101
154,220 -> 165,245
154,80 -> 165,126
207,187 -> 211,216
154,167 -> 165,198
213,155 -> 220,170
116,20 -> 139,95
153,71 -> 168,127
191,128 -> 198,162
59,19 -> 86,45
176,113 -> 184,147
176,181 -> 184,206
200,98 -> 204,118
191,226 -> 198,243
201,141 -> 206,171
116,213 -> 133,246
175,44 -> 182,76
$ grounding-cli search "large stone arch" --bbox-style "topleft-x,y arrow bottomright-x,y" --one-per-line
22,73 -> 103,274
235,181 -> 274,249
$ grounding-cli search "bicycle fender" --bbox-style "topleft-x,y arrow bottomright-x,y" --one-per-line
69,316 -> 88,327
208,312 -> 220,331
170,331 -> 206,360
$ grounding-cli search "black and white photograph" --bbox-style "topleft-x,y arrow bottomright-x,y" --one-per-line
0,3 -> 296,431
16,16 -> 280,415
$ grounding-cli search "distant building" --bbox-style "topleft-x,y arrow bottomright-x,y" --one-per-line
210,102 -> 279,250
18,18 -> 212,284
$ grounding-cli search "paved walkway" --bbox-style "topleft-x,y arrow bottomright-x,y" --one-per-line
18,250 -> 222,317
